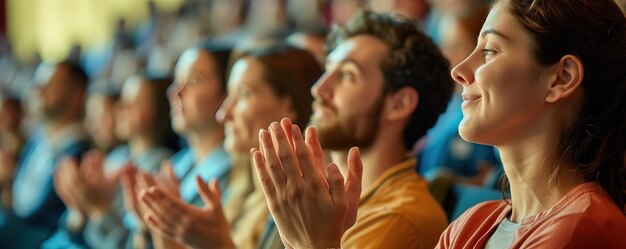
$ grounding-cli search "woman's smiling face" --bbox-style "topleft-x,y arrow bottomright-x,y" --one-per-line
451,1 -> 555,146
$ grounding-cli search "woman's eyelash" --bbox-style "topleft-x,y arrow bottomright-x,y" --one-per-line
480,49 -> 497,57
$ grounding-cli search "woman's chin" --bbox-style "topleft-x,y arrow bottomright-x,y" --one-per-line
458,121 -> 485,145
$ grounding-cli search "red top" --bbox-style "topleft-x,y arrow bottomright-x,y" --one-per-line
436,182 -> 626,249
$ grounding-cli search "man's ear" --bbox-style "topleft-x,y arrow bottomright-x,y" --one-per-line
545,55 -> 584,103
385,86 -> 418,121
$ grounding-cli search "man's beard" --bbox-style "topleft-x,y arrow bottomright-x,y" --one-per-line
310,96 -> 384,151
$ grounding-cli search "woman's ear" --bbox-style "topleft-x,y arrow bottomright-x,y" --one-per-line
545,55 -> 584,103
385,86 -> 419,121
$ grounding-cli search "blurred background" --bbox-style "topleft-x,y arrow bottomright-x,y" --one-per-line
1,0 -> 433,95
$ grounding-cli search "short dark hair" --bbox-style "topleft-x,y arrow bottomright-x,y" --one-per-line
326,10 -> 454,149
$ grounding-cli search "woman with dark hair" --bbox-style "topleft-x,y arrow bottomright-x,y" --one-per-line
137,44 -> 322,249
120,44 -> 233,249
83,83 -> 120,154
249,0 -> 626,248
437,0 -> 626,247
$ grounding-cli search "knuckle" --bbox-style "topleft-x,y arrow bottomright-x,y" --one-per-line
278,151 -> 292,162
285,183 -> 305,201
296,149 -> 308,161
260,175 -> 274,188
268,162 -> 282,172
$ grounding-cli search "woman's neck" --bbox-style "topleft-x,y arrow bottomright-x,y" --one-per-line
129,135 -> 157,157
186,128 -> 224,165
498,125 -> 583,223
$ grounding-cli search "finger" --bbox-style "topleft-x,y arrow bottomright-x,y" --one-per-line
139,188 -> 183,227
89,151 -> 106,180
196,176 -> 217,210
120,174 -> 139,213
208,179 -> 225,216
291,125 -> 324,191
344,147 -> 363,230
136,171 -> 156,191
54,167 -> 74,206
326,163 -> 347,211
65,160 -> 86,191
85,154 -> 105,185
120,174 -> 133,195
305,127 -> 326,178
251,148 -> 277,201
269,122 -> 301,179
210,179 -> 222,199
144,213 -> 177,239
259,129 -> 287,186
161,162 -> 180,192
80,151 -> 97,176
280,118 -> 295,151
111,164 -> 132,183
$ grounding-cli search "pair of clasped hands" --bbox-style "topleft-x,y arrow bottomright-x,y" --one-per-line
251,118 -> 363,249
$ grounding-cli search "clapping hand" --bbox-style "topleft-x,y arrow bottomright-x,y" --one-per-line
251,118 -> 363,249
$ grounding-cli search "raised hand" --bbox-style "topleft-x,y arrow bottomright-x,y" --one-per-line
79,151 -> 125,218
139,176 -> 235,249
54,150 -> 128,219
54,157 -> 85,213
251,118 -> 363,249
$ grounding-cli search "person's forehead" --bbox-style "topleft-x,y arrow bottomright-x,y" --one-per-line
227,58 -> 261,89
480,2 -> 526,43
327,35 -> 390,67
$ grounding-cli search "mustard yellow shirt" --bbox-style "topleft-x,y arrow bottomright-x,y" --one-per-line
341,159 -> 448,249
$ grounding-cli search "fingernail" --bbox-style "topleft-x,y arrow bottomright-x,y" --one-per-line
260,130 -> 268,140
271,122 -> 280,131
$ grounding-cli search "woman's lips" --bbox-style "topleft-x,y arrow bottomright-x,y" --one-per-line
461,93 -> 481,108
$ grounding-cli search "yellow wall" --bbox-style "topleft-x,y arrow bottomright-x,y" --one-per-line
7,0 -> 183,64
